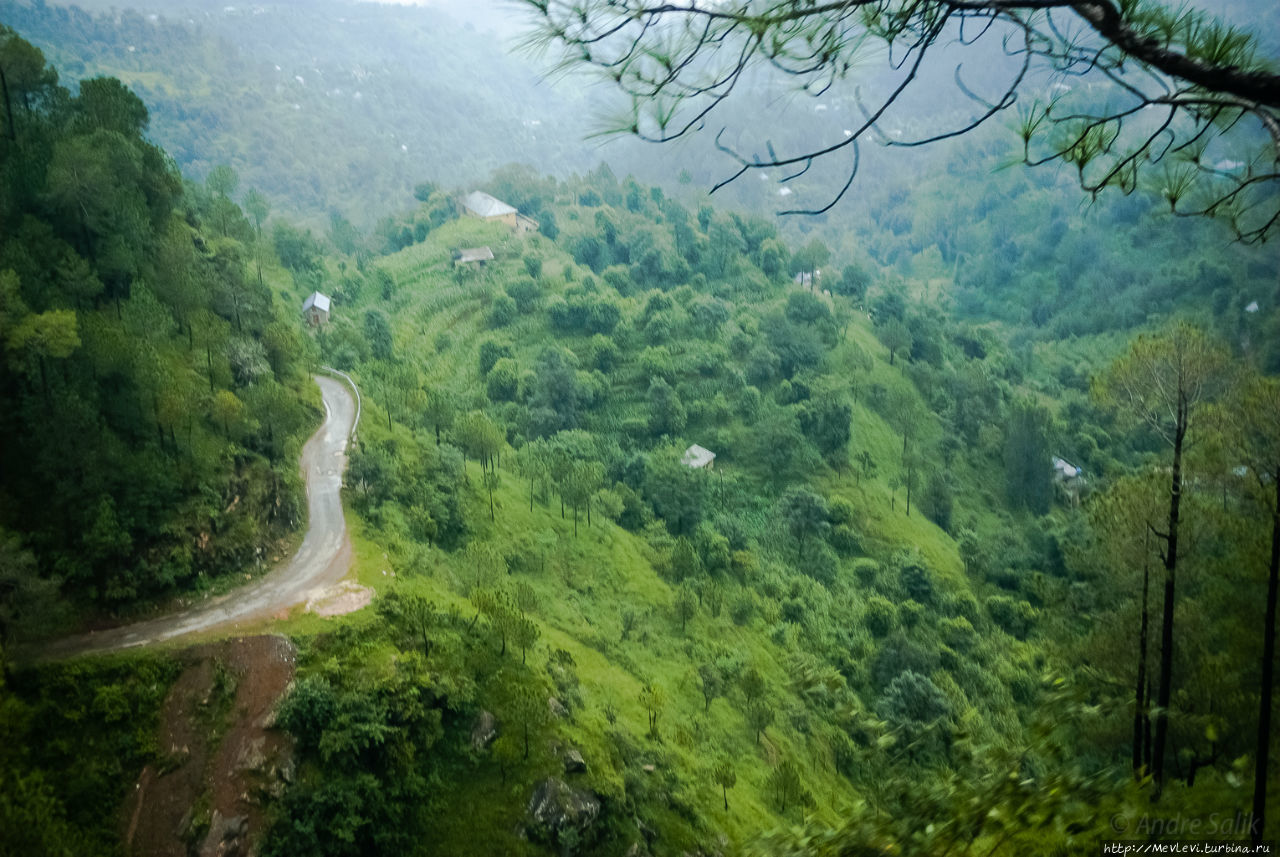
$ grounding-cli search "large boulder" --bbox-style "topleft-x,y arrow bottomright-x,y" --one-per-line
526,777 -> 601,845
563,747 -> 587,774
471,710 -> 498,752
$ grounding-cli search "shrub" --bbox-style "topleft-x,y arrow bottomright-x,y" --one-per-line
864,596 -> 897,638
829,525 -> 861,557
488,294 -> 517,328
899,560 -> 936,604
851,558 -> 880,588
828,497 -> 856,526
870,636 -> 939,691
986,595 -> 1037,639
945,592 -> 981,624
879,670 -> 952,727
899,599 -> 924,629
939,616 -> 977,653
730,593 -> 756,626
486,358 -> 520,402
798,542 -> 838,586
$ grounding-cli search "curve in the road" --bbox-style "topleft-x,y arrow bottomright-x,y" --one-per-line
39,373 -> 358,658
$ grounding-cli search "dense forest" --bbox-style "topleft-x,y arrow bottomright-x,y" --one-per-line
0,1 -> 1277,855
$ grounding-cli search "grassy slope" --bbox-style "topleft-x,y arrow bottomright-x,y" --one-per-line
281,213 -> 1050,854
346,219 -> 856,851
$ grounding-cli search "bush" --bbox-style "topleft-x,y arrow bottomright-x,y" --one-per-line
488,293 -> 517,327
829,524 -> 861,557
486,358 -> 520,402
851,558 -> 880,588
899,599 -> 924,629
828,496 -> 856,525
945,592 -> 981,624
879,670 -> 952,727
870,636 -> 939,691
478,339 -> 513,375
986,595 -> 1037,639
899,560 -> 936,604
864,596 -> 897,638
939,616 -> 977,652
508,275 -> 542,312
730,593 -> 756,626
798,542 -> 838,586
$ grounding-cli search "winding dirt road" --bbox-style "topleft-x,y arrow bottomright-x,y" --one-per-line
39,374 -> 358,659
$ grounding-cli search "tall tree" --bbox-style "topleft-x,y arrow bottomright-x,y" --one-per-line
1003,398 -> 1053,514
1224,375 -> 1280,844
1096,323 -> 1231,792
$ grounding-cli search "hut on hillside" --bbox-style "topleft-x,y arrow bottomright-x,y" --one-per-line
302,291 -> 331,326
453,246 -> 495,267
682,444 -> 717,470
459,191 -> 518,228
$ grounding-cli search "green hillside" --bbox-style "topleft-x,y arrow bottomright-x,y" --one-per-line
0,8 -> 1277,857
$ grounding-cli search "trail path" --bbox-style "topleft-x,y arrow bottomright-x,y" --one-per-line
39,374 -> 359,659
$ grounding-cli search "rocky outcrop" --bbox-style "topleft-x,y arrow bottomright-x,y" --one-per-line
563,747 -> 587,774
471,710 -> 498,752
526,777 -> 601,845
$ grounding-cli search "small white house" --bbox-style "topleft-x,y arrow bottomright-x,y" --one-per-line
302,291 -> 331,326
682,444 -> 717,470
1051,456 -> 1081,481
453,246 -> 495,267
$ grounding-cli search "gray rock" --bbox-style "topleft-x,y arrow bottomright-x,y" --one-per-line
471,710 -> 498,752
548,696 -> 569,719
198,812 -> 248,857
563,747 -> 587,774
526,777 -> 601,844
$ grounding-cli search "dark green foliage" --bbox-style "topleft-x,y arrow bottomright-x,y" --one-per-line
548,292 -> 621,335
778,487 -> 830,563
643,446 -> 707,535
266,657 -> 445,856
877,670 -> 953,760
798,395 -> 852,461
488,293 -> 517,328
761,312 -> 824,378
364,308 -> 393,361
1003,399 -> 1053,514
919,471 -> 953,531
0,655 -> 179,854
507,275 -> 542,313
766,759 -> 813,813
478,338 -> 513,376
646,377 -> 687,437
834,264 -> 871,302
864,596 -> 897,638
526,346 -> 587,436
485,357 -> 519,402
986,595 -> 1037,639
898,556 -> 936,605
870,636 -> 939,691
0,42 -> 313,611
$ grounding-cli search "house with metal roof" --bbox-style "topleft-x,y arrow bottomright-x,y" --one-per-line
302,291 -> 331,326
453,246 -> 495,267
682,444 -> 717,470
459,191 -> 518,227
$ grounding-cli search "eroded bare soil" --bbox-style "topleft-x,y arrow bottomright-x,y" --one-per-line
123,635 -> 297,857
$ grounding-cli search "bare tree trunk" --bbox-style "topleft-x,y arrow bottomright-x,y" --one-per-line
1251,466 -> 1280,845
1153,395 -> 1188,794
0,66 -> 14,141
1134,540 -> 1152,779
